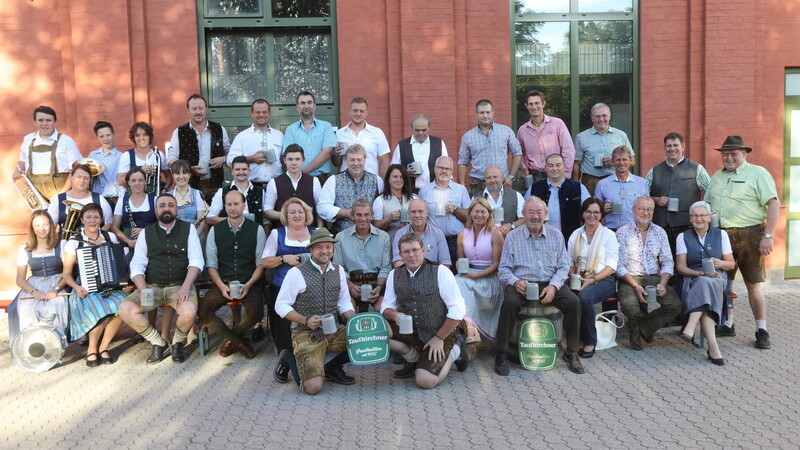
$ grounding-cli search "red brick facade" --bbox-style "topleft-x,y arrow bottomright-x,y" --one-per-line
0,0 -> 793,287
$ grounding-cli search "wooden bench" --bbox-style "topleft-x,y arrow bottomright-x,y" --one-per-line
197,301 -> 243,356
0,299 -> 12,312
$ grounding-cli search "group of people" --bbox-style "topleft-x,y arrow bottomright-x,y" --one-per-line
8,90 -> 779,393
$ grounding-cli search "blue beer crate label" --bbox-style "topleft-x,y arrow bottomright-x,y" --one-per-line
346,312 -> 390,366
518,318 -> 558,371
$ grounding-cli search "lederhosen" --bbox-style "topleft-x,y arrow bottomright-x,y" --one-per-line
28,135 -> 69,200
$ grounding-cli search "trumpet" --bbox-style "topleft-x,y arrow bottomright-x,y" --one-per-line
14,174 -> 49,210
143,147 -> 162,195
61,200 -> 84,240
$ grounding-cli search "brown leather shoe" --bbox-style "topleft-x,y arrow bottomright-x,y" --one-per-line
628,321 -> 643,351
219,339 -> 237,357
238,339 -> 255,359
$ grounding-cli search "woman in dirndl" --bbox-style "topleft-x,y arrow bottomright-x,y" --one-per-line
8,210 -> 70,344
62,203 -> 128,367
675,201 -> 736,366
455,197 -> 504,343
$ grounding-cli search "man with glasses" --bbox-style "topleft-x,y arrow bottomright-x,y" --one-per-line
390,115 -> 448,192
418,156 -> 471,267
706,136 -> 779,349
572,103 -> 633,195
615,196 -> 682,351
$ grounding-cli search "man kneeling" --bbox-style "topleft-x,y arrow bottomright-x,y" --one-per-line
381,232 -> 468,389
275,228 -> 356,394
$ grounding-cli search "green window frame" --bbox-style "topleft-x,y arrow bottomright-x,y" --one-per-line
196,0 -> 340,138
510,0 -> 639,160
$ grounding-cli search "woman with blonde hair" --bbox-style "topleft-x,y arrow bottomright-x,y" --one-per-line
455,196 -> 504,343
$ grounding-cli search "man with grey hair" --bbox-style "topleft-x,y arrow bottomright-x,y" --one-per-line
318,144 -> 384,234
573,103 -> 633,195
391,114 -> 448,191
495,196 -> 584,375
333,198 -> 392,312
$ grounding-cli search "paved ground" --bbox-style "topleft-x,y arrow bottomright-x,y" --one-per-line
0,282 -> 798,449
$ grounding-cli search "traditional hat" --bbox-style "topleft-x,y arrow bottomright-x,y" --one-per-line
714,135 -> 752,153
306,228 -> 338,248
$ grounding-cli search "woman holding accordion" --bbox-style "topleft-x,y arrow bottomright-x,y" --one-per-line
62,203 -> 128,367
110,167 -> 157,248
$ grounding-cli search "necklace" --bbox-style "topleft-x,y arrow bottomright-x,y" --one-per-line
175,187 -> 191,203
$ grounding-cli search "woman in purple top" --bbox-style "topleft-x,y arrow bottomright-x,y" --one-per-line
455,197 -> 504,343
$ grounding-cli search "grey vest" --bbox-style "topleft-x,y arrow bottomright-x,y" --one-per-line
331,170 -> 380,234
650,159 -> 701,228
484,188 -> 518,224
294,262 -> 342,340
393,262 -> 448,343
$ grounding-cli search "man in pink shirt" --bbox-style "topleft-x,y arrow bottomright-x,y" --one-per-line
516,90 -> 575,185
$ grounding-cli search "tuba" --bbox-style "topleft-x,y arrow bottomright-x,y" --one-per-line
75,157 -> 106,177
61,200 -> 84,240
14,174 -> 49,210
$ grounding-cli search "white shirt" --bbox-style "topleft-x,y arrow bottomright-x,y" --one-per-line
478,187 -> 524,226
113,195 -> 151,215
380,264 -> 466,321
372,194 -> 417,220
47,193 -> 113,227
675,230 -> 733,255
168,121 -> 231,179
207,182 -> 257,220
226,124 -> 284,183
63,230 -> 123,255
390,136 -> 448,189
129,221 -> 205,279
262,228 -> 311,258
19,130 -> 82,175
335,122 -> 391,175
567,226 -> 620,274
118,149 -> 169,174
262,172 -> 322,212
275,260 -> 354,318
317,173 -> 384,223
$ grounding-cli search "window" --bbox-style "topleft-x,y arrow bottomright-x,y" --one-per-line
198,0 -> 338,137
512,1 -> 637,153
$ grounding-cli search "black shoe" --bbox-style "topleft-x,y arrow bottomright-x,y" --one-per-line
628,322 -> 643,351
171,342 -> 186,363
755,329 -> 771,349
578,348 -> 595,359
99,350 -> 115,365
85,353 -> 100,368
716,324 -> 736,337
274,349 -> 291,384
324,366 -> 355,385
641,329 -> 654,344
494,354 -> 509,376
251,326 -> 266,343
392,352 -> 405,364
454,335 -> 469,372
707,350 -> 725,366
146,344 -> 166,364
393,362 -> 416,378
561,352 -> 586,374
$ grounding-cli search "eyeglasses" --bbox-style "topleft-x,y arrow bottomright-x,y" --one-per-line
635,207 -> 654,213
399,247 -> 423,256
434,166 -> 452,171
584,210 -> 602,216
689,214 -> 709,219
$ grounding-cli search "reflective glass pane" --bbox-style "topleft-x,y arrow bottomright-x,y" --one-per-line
787,74 -> 800,96
272,0 -> 330,18
515,22 -> 571,129
578,0 -> 633,13
514,0 -> 569,14
791,166 -> 800,213
791,110 -> 800,158
790,220 -> 800,266
578,21 -> 634,143
209,34 -> 267,105
206,0 -> 260,16
274,34 -> 331,103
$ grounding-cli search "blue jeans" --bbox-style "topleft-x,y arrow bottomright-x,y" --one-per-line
577,277 -> 617,347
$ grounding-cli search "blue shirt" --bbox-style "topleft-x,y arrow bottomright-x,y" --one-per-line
392,223 -> 451,265
594,173 -> 650,230
574,126 -> 633,177
458,123 -> 522,179
498,224 -> 570,289
418,180 -> 471,237
282,118 -> 337,176
87,147 -> 123,198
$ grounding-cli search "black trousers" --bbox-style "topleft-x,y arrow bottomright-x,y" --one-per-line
266,283 -> 293,352
496,283 -> 581,355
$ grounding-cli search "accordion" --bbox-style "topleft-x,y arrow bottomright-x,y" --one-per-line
76,243 -> 129,293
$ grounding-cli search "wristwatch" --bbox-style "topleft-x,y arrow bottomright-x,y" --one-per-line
511,223 -> 517,229
279,255 -> 284,263
763,233 -> 773,239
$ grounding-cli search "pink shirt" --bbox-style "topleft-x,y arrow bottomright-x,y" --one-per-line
516,115 -> 575,176
462,226 -> 494,266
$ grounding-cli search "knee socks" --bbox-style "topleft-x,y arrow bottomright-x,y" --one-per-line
141,326 -> 166,347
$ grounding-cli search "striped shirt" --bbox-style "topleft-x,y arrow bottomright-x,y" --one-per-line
458,123 -> 522,179
498,224 -> 570,289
